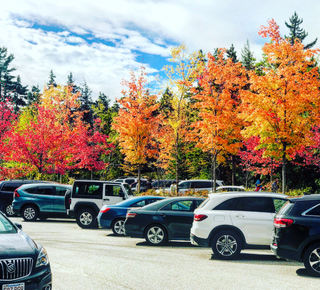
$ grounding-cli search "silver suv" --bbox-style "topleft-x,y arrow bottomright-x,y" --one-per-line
190,192 -> 287,259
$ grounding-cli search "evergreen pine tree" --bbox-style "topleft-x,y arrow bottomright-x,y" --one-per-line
0,47 -> 16,101
26,85 -> 41,105
67,72 -> 78,93
79,80 -> 94,125
47,70 -> 57,87
226,44 -> 238,63
285,12 -> 318,49
241,40 -> 256,70
12,75 -> 27,112
159,87 -> 173,118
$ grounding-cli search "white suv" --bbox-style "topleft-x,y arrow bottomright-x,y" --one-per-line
190,192 -> 287,259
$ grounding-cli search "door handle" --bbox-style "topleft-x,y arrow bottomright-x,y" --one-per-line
236,214 -> 245,218
159,213 -> 166,217
103,198 -> 110,201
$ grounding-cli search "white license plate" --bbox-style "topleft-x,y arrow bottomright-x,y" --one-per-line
2,283 -> 25,290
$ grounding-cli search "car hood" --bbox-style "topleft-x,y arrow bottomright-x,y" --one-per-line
0,231 -> 38,258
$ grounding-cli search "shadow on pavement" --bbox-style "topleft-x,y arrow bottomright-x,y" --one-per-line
296,268 -> 320,279
135,240 -> 195,248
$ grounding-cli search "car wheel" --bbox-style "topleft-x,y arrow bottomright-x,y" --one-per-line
145,225 -> 168,246
112,219 -> 125,236
5,203 -> 15,217
22,205 -> 38,221
303,243 -> 320,277
212,230 -> 242,259
76,208 -> 96,229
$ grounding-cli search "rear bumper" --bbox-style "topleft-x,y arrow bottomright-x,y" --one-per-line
190,233 -> 210,247
270,243 -> 301,261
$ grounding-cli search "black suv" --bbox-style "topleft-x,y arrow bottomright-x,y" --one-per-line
0,180 -> 48,217
271,194 -> 320,277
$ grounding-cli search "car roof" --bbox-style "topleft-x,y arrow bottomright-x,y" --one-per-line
208,191 -> 287,199
295,194 -> 320,201
19,183 -> 71,188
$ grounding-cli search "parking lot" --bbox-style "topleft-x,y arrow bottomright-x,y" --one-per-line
10,217 -> 319,289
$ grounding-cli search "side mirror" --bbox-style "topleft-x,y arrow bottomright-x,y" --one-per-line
15,223 -> 22,230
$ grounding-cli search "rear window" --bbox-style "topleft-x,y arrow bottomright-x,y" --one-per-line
1,183 -> 23,192
278,201 -> 295,215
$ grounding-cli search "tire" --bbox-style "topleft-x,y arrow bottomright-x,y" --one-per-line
145,225 -> 168,246
303,243 -> 320,277
76,208 -> 97,229
22,205 -> 38,221
5,203 -> 15,217
112,218 -> 125,236
211,230 -> 242,260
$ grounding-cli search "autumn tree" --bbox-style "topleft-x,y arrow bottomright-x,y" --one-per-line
112,68 -> 159,192
191,49 -> 247,192
241,19 -> 320,193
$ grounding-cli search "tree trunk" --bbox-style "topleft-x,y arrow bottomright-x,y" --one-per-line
213,153 -> 217,193
138,164 -> 141,194
232,155 -> 235,186
282,142 -> 287,194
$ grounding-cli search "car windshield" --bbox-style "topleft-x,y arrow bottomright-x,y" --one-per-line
0,214 -> 17,234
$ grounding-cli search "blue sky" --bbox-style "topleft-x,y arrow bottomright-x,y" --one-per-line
1,0 -> 320,103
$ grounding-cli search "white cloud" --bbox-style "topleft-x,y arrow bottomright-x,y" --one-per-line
1,0 -> 320,102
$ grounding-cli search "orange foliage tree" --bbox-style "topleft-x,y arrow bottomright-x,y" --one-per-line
191,49 -> 247,192
241,19 -> 320,193
112,68 -> 160,192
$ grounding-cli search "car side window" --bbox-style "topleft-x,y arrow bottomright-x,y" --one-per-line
213,198 -> 237,210
273,198 -> 287,213
37,186 -> 54,195
74,183 -> 102,198
234,197 -> 274,213
130,200 -> 146,207
56,186 -> 69,196
24,187 -> 37,194
105,185 -> 124,196
146,199 -> 160,204
161,200 -> 193,211
304,203 -> 320,216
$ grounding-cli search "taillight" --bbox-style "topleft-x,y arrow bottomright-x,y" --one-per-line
126,212 -> 137,218
100,207 -> 110,213
14,190 -> 20,198
194,214 -> 208,222
274,218 -> 294,228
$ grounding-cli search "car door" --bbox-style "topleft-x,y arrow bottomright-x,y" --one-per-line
230,196 -> 275,245
54,186 -> 70,213
103,184 -> 124,206
157,199 -> 194,239
36,186 -> 55,213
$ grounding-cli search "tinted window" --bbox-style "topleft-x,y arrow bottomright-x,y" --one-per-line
179,182 -> 190,189
24,187 -> 37,194
105,185 -> 123,196
213,198 -> 237,210
161,200 -> 193,211
37,186 -> 54,195
125,179 -> 135,185
278,201 -> 294,215
234,197 -> 274,213
0,214 -> 16,234
2,183 -> 23,192
74,183 -> 102,198
56,186 -> 69,196
305,203 -> 320,216
195,199 -> 205,209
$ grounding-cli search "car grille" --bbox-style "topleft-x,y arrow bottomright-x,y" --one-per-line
0,258 -> 33,280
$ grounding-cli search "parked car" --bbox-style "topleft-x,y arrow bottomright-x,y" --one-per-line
271,194 -> 320,277
124,196 -> 205,245
12,183 -> 72,221
97,196 -> 165,235
178,179 -> 224,194
0,211 -> 52,288
114,177 -> 144,185
130,180 -> 148,192
0,180 -> 49,217
214,185 -> 245,192
66,180 -> 134,229
190,192 -> 288,259
151,180 -> 175,189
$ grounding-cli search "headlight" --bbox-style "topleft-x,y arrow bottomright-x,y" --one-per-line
36,247 -> 49,267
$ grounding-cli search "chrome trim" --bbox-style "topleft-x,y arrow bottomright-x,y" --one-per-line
0,258 -> 33,281
302,203 -> 320,217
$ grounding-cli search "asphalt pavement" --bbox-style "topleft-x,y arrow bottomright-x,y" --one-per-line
9,217 -> 319,290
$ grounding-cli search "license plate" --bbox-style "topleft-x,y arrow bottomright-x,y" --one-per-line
2,283 -> 25,290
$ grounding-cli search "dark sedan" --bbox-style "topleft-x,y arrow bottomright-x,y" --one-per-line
0,211 -> 52,289
124,197 -> 205,245
97,196 -> 165,235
